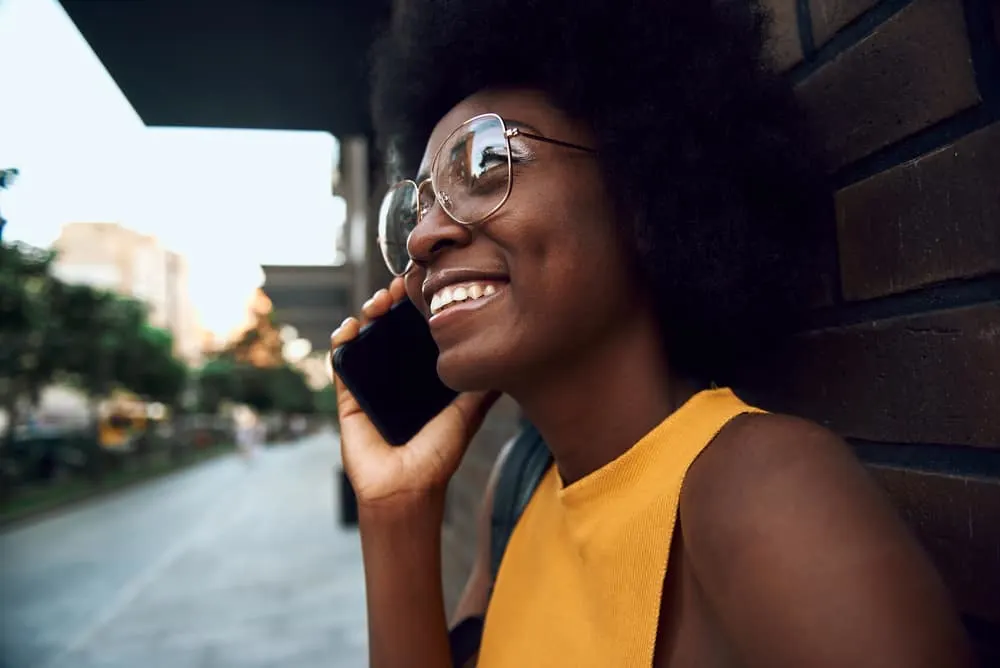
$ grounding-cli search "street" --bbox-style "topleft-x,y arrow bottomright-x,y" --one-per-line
0,431 -> 368,668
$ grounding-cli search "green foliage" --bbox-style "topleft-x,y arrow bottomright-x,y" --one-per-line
196,358 -> 240,414
0,240 -> 319,420
267,365 -> 315,415
124,326 -> 188,405
313,384 -> 337,418
196,357 -> 319,417
0,244 -> 60,415
0,242 -> 191,421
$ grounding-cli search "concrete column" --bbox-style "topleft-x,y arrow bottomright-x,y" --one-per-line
339,136 -> 371,315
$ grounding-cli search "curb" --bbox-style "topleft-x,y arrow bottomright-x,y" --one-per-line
0,447 -> 233,531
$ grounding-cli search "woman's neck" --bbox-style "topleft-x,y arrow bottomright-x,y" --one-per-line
511,314 -> 695,485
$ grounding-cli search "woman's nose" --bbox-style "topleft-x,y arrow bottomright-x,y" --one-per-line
406,199 -> 474,268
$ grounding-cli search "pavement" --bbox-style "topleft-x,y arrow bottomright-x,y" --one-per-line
0,431 -> 368,668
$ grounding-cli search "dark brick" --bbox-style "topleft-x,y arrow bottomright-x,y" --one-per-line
867,465 -> 1000,626
837,122 -> 1000,300
753,304 -> 1000,447
995,0 -> 1000,51
796,0 -> 980,169
810,0 -> 878,46
761,0 -> 803,70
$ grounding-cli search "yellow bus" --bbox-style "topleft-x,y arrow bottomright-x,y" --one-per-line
97,390 -> 165,450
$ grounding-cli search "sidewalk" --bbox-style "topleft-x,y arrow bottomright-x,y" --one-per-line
2,430 -> 367,668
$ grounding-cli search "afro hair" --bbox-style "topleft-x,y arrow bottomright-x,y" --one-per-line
371,0 -> 833,384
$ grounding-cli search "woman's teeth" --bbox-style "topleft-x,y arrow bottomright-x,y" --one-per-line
430,282 -> 498,315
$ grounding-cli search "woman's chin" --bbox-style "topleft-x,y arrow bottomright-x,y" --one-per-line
437,352 -> 507,394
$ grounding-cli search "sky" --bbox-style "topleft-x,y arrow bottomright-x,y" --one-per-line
0,0 -> 347,337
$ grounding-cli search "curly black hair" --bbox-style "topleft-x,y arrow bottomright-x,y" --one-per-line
371,0 -> 832,385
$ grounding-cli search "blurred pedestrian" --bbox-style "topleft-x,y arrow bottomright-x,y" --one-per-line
236,413 -> 261,465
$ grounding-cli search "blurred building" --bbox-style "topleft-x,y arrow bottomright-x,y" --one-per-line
52,222 -> 203,365
260,265 -> 352,353
259,136 -> 387,357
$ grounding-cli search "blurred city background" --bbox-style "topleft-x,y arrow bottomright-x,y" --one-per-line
2,0 -> 998,666
1,0 -> 393,666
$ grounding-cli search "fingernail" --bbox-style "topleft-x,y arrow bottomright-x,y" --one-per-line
366,290 -> 388,310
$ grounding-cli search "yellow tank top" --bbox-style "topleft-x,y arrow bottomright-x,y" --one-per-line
478,388 -> 764,667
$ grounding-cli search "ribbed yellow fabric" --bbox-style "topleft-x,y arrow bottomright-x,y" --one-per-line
477,388 -> 764,668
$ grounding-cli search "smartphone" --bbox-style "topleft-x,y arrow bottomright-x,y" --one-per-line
331,298 -> 458,445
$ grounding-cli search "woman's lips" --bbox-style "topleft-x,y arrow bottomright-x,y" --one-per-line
429,280 -> 506,315
427,282 -> 508,327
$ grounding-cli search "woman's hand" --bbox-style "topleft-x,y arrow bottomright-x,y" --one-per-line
331,277 -> 500,510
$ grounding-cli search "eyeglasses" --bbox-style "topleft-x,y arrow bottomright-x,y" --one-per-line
377,112 -> 595,276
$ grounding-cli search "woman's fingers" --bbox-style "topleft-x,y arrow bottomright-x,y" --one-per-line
388,276 -> 407,304
360,289 -> 393,325
331,316 -> 360,348
330,318 -> 364,420
330,319 -> 391,454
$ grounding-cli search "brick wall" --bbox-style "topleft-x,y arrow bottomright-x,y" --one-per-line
439,0 -> 1000,659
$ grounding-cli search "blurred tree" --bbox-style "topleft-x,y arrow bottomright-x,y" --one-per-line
195,357 -> 316,417
121,326 -> 188,406
313,384 -> 337,419
1,245 -> 193,488
0,243 -> 58,443
235,364 -> 278,414
50,286 -> 138,401
225,291 -> 283,369
196,358 -> 241,414
213,292 -> 317,417
49,285 -> 191,414
268,364 -> 315,415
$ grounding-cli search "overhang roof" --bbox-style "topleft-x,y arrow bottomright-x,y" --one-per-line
60,0 -> 392,138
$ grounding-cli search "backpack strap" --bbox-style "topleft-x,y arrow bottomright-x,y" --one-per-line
489,421 -> 553,587
449,423 -> 551,668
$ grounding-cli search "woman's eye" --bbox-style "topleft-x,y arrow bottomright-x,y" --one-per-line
477,147 -> 507,170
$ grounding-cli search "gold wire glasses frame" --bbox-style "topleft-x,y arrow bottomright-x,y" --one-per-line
377,112 -> 595,276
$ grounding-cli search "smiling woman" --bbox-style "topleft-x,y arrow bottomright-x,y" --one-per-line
328,0 -> 975,667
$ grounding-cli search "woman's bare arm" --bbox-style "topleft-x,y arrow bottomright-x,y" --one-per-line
360,436 -> 515,668
680,414 -> 974,668
360,493 -> 453,668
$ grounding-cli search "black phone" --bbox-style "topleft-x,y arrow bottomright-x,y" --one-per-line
331,298 -> 458,445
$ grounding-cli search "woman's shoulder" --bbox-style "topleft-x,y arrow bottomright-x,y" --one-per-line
676,412 -> 971,666
687,411 -> 851,495
679,410 -> 881,554
680,411 -> 865,559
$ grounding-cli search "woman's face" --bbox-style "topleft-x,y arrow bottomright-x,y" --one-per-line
404,89 -> 645,392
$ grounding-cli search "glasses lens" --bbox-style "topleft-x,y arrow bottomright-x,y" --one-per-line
433,115 -> 511,225
378,182 -> 419,275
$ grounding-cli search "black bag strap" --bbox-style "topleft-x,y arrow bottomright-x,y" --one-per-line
489,422 -> 553,587
449,424 -> 551,668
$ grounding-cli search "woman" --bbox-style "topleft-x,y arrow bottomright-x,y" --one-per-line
331,0 -> 973,666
